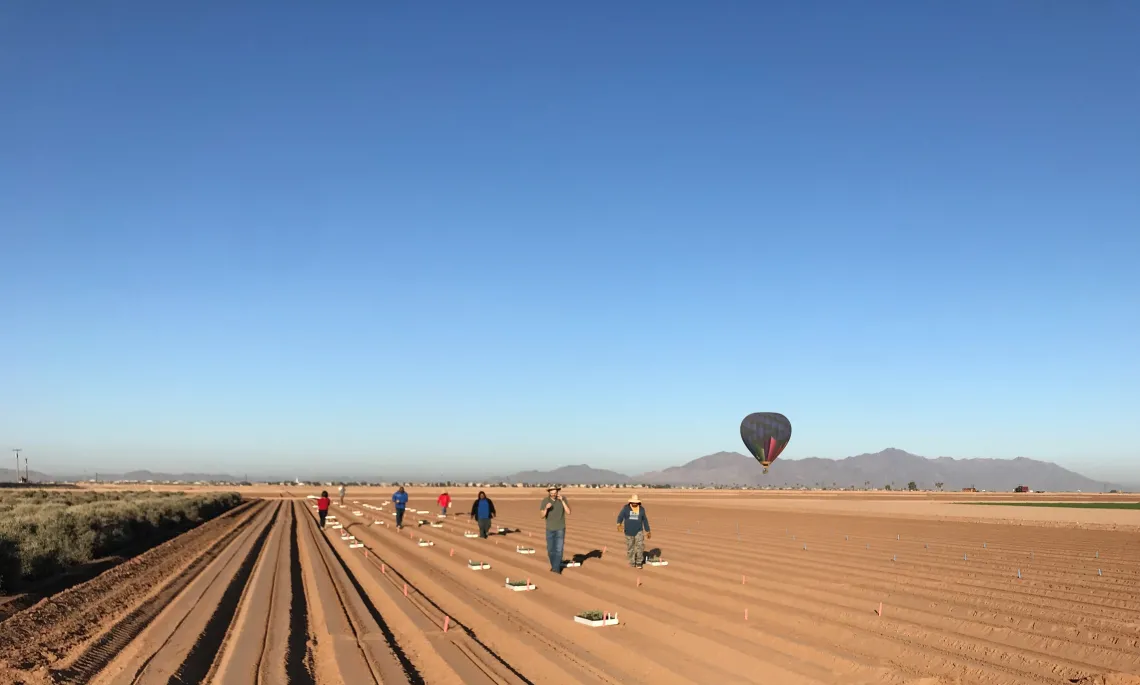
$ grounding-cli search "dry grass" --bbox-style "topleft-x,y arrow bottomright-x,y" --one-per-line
0,490 -> 242,592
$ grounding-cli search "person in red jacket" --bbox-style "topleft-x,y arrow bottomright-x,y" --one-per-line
317,490 -> 331,528
438,491 -> 451,516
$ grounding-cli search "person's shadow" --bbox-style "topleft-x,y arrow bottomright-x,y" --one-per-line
570,549 -> 603,566
646,547 -> 663,559
496,527 -> 521,536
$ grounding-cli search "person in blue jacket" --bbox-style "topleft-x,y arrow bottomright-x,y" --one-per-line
469,490 -> 497,538
616,494 -> 651,568
392,486 -> 409,529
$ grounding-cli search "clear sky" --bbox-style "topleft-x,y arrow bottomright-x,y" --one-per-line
2,2 -> 1138,482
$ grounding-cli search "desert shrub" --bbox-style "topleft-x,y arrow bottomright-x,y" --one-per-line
0,491 -> 243,592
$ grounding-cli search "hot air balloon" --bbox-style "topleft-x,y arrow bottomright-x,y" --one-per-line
740,412 -> 792,474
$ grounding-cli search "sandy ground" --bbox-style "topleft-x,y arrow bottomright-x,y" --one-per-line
2,488 -> 1138,684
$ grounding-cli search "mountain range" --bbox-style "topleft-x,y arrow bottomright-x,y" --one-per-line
504,449 -> 1122,492
2,450 -> 1124,492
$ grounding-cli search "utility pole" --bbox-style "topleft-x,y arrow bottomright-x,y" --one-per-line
12,449 -> 21,483
24,454 -> 29,482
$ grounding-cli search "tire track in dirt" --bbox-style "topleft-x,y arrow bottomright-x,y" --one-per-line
39,501 -> 269,685
306,502 -> 519,685
0,500 -> 261,683
295,502 -> 420,685
85,501 -> 278,684
208,500 -> 302,685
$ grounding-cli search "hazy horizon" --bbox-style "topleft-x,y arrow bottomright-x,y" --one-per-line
6,447 -> 1135,486
3,4 -> 1138,483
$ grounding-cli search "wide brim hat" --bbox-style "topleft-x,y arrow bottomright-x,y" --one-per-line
628,494 -> 640,503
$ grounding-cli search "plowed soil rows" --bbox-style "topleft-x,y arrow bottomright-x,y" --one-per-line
2,491 -> 1138,684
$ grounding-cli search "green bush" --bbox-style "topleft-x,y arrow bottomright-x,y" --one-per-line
0,491 -> 242,593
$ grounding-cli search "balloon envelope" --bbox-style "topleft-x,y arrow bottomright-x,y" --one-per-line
740,413 -> 792,474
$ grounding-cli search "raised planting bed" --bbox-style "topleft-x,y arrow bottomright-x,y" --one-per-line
417,540 -> 435,547
505,578 -> 536,591
574,611 -> 619,627
468,561 -> 491,570
645,557 -> 669,566
516,546 -> 536,554
464,531 -> 479,538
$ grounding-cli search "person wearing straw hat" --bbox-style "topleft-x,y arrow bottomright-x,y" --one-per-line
616,494 -> 651,568
540,485 -> 571,573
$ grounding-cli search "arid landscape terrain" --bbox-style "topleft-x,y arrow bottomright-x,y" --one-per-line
1,487 -> 1138,684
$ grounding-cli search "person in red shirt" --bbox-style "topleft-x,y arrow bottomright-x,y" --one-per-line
438,491 -> 451,516
317,490 -> 331,528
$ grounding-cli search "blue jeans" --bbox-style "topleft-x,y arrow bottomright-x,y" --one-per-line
441,506 -> 448,515
395,508 -> 405,528
545,528 -> 565,572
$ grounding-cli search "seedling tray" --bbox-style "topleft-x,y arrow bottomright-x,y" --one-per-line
574,612 -> 619,627
516,547 -> 536,554
645,559 -> 669,566
468,561 -> 491,570
505,578 -> 536,591
464,532 -> 479,538
417,540 -> 435,547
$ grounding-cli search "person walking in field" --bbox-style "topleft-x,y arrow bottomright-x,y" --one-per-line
338,483 -> 346,506
392,486 -> 409,529
438,491 -> 451,516
317,490 -> 331,528
469,490 -> 496,538
540,485 -> 570,573
616,494 -> 651,568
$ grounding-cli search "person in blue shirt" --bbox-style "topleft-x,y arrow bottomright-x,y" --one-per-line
616,494 -> 651,568
468,490 -> 497,538
392,486 -> 409,529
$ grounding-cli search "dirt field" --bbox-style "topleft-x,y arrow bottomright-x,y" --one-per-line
2,488 -> 1138,684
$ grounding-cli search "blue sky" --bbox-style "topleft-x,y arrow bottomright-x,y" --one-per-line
2,2 -> 1138,481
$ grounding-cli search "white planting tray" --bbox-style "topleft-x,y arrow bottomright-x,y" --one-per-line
574,613 -> 619,627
